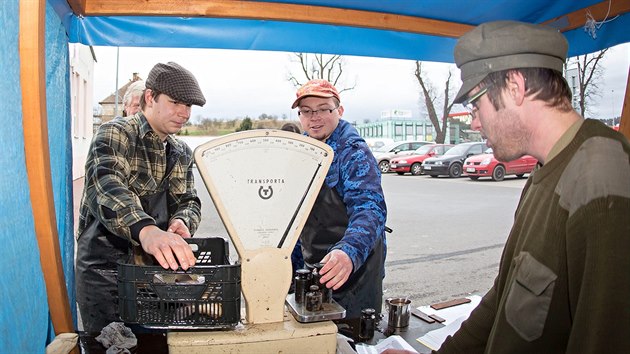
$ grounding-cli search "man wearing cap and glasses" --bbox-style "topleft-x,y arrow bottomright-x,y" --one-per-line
291,79 -> 387,320
433,21 -> 630,353
76,62 -> 206,332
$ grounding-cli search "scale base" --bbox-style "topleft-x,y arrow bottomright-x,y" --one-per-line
285,294 -> 346,323
167,311 -> 337,354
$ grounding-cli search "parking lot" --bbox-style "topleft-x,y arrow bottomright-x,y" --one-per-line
192,161 -> 529,308
380,173 -> 527,306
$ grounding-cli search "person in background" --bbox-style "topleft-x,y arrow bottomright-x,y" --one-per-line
122,80 -> 145,117
281,122 -> 302,134
76,62 -> 206,333
387,20 -> 630,354
291,79 -> 387,319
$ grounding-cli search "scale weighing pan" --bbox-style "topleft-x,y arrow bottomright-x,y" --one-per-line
194,129 -> 343,324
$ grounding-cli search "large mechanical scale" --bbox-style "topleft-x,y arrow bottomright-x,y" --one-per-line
168,129 -> 340,353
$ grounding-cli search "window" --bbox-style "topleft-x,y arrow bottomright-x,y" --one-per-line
406,124 -> 414,136
469,144 -> 483,155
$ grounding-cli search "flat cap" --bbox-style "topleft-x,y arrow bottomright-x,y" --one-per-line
146,62 -> 206,106
454,21 -> 568,103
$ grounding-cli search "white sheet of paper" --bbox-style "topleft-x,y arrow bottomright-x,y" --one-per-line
355,335 -> 418,354
417,315 -> 468,351
415,295 -> 482,351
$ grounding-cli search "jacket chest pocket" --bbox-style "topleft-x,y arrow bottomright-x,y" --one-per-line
504,251 -> 557,341
168,163 -> 187,195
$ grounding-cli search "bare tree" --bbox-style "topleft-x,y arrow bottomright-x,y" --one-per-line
287,53 -> 356,93
414,61 -> 456,143
571,49 -> 608,118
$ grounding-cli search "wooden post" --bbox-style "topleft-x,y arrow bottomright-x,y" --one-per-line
19,0 -> 76,345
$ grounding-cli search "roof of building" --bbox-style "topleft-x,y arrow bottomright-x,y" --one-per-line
98,73 -> 142,105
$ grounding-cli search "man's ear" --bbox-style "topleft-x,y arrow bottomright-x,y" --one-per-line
144,89 -> 154,106
506,71 -> 526,106
337,105 -> 344,117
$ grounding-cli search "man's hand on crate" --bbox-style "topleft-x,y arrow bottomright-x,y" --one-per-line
138,219 -> 197,271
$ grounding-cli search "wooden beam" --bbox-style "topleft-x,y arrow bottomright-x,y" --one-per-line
19,0 -> 76,340
67,0 -> 473,38
619,65 -> 630,140
543,0 -> 630,32
66,0 -> 86,16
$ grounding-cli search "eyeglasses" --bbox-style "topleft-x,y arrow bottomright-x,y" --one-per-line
462,86 -> 489,114
298,106 -> 339,118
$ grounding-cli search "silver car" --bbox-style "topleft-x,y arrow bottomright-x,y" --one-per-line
372,140 -> 434,173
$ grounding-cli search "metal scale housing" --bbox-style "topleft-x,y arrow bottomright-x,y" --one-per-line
168,130 -> 339,353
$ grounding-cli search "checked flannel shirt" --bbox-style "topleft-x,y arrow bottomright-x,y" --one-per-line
77,113 -> 201,245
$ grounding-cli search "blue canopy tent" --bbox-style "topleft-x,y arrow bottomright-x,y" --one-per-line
3,0 -> 629,352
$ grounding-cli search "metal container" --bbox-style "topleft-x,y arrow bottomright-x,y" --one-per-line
386,297 -> 411,328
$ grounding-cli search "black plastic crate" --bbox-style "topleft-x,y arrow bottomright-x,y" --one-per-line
117,237 -> 241,329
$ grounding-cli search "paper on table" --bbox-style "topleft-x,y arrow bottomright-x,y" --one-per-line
417,315 -> 467,351
414,295 -> 482,351
416,295 -> 481,326
355,335 -> 418,354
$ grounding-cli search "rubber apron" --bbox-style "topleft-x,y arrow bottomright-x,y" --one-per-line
300,185 -> 384,319
75,183 -> 170,333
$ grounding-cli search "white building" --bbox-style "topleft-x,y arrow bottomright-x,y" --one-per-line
69,43 -> 96,180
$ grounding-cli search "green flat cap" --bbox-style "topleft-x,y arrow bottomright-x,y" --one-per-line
146,62 -> 206,106
454,21 -> 568,103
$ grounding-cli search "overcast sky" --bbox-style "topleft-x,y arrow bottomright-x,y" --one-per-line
90,43 -> 628,123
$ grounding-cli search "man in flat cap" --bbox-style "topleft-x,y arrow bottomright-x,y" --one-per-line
432,21 -> 630,353
76,62 -> 206,332
291,79 -> 387,320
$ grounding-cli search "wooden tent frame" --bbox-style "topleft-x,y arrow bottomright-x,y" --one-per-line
19,0 -> 630,341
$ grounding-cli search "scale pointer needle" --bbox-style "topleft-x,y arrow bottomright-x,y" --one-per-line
277,162 -> 322,248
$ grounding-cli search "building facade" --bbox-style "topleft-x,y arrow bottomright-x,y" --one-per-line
96,72 -> 143,126
69,43 -> 95,180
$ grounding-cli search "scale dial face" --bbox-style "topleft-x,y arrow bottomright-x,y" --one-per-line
194,130 -> 332,252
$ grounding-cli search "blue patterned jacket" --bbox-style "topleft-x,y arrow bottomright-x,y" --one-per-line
317,119 -> 387,272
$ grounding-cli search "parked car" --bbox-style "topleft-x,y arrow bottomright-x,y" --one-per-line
422,142 -> 488,178
464,148 -> 538,181
390,144 -> 454,175
372,140 -> 433,173
364,138 -> 395,151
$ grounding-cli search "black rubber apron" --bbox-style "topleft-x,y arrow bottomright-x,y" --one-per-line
76,183 -> 171,333
300,185 -> 384,319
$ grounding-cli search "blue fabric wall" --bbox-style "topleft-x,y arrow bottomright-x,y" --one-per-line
45,0 -> 76,334
0,1 -> 75,352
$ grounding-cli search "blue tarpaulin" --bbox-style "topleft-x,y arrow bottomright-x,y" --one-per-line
50,0 -> 630,61
2,1 -> 628,352
1,1 -> 74,353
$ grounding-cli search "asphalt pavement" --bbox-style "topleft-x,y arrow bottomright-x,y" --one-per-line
191,162 -> 529,309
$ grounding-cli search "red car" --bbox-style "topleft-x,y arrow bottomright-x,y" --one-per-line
390,144 -> 453,175
463,148 -> 538,181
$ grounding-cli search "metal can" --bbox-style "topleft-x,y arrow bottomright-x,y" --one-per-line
313,263 -> 333,303
305,285 -> 323,312
359,308 -> 376,341
294,268 -> 311,305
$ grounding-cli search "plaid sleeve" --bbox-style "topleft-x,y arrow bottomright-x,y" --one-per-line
82,123 -> 153,244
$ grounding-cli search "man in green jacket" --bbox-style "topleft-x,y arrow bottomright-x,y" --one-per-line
433,20 -> 630,354
388,21 -> 630,354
